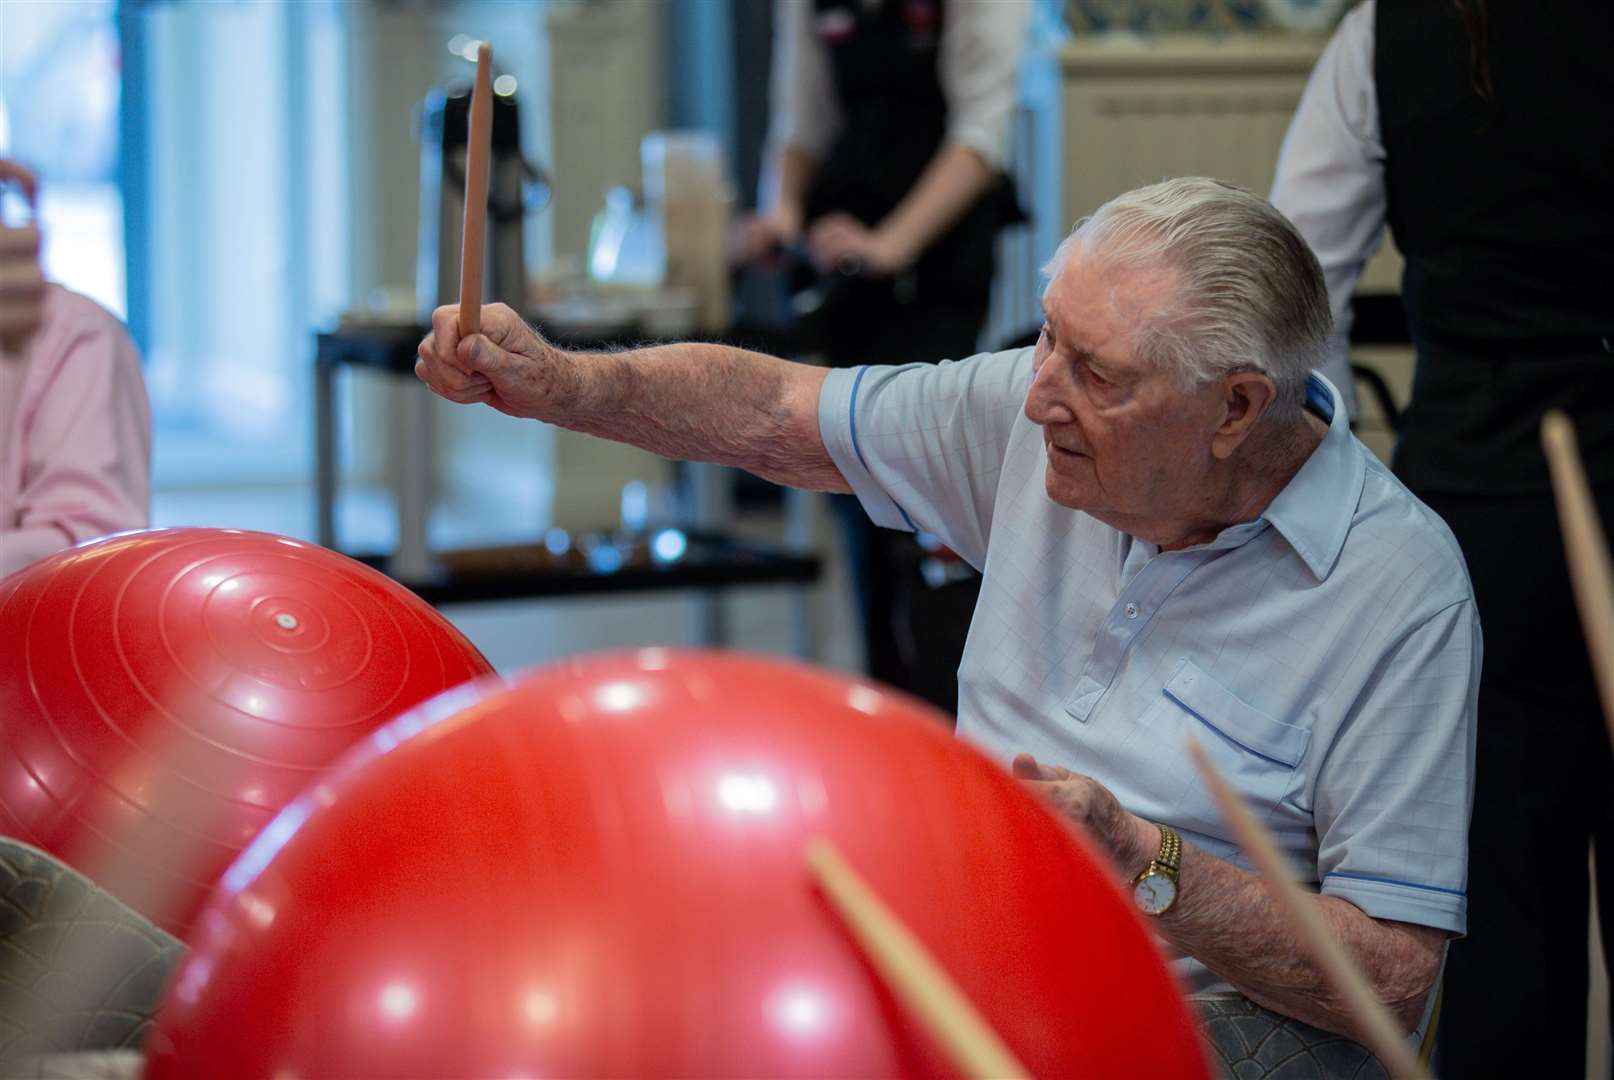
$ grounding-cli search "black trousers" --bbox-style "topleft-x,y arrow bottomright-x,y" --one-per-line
1424,486 -> 1614,1077
830,494 -> 979,715
820,295 -> 987,718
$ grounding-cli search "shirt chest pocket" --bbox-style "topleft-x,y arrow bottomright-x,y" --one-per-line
1152,660 -> 1310,826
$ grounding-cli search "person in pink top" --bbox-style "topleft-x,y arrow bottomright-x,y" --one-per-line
0,159 -> 151,578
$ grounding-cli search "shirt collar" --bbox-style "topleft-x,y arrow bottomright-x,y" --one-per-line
1257,372 -> 1366,580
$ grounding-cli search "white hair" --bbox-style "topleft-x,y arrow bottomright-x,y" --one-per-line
1043,177 -> 1331,425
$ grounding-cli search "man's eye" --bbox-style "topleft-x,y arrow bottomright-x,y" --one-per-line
1084,362 -> 1110,387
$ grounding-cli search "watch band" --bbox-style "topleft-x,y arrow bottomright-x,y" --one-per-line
1152,824 -> 1182,875
1131,823 -> 1183,917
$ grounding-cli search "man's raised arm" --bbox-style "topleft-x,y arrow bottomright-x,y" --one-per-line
416,303 -> 851,494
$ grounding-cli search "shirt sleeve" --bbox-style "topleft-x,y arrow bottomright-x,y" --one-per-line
1314,596 -> 1480,935
817,348 -> 1031,570
765,0 -> 843,160
939,0 -> 1033,169
0,287 -> 153,576
1269,0 -> 1385,419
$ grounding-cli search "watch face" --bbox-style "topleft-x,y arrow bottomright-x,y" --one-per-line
1133,873 -> 1177,916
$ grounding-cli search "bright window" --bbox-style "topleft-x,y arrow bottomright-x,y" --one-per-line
0,0 -> 125,317
128,0 -> 351,487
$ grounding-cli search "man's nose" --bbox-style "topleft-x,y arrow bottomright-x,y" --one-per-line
1024,363 -> 1075,426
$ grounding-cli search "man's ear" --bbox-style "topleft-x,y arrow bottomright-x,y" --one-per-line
1210,372 -> 1277,460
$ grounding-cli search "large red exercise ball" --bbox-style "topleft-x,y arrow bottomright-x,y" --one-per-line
0,527 -> 495,937
144,649 -> 1209,1079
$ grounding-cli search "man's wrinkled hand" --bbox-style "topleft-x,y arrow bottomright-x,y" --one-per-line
415,302 -> 575,422
1012,752 -> 1153,874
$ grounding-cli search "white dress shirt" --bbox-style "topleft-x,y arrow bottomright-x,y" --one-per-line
1270,0 -> 1387,415
766,0 -> 1034,170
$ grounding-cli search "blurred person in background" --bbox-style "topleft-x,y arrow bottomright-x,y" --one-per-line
1271,1 -> 1614,1071
0,159 -> 150,577
733,0 -> 1033,715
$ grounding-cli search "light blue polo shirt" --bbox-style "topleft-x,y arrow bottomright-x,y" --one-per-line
819,348 -> 1479,990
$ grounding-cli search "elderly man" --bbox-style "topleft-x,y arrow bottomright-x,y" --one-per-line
417,177 -> 1477,1037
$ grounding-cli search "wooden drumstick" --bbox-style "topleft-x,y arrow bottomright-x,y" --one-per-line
804,837 -> 1031,1080
458,41 -> 493,339
1542,410 -> 1614,747
1186,742 -> 1432,1080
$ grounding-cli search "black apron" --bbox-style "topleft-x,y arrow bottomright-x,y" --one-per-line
1377,5 -> 1614,1076
802,0 -> 1018,362
1377,0 -> 1614,495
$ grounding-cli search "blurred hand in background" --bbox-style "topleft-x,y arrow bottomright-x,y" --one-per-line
0,160 -> 45,348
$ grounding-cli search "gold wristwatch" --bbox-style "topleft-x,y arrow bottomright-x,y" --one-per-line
1131,824 -> 1182,916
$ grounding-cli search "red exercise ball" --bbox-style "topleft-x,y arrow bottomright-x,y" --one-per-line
0,527 -> 495,937
145,649 -> 1209,1079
